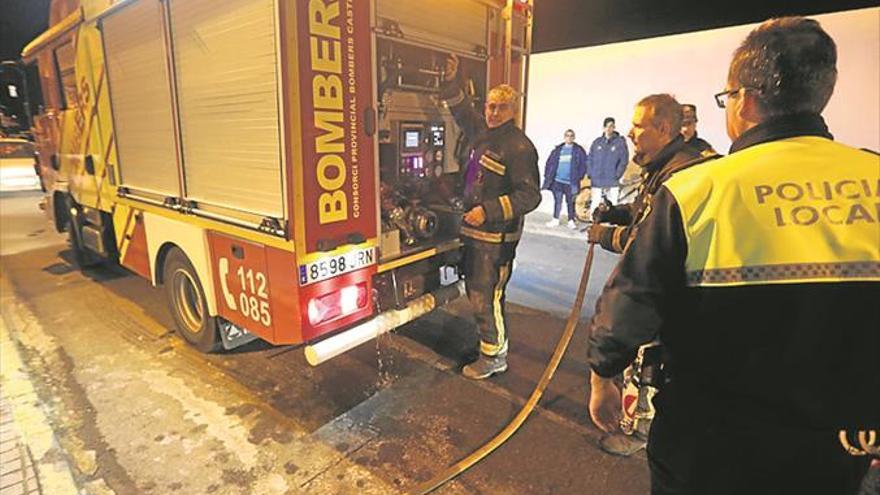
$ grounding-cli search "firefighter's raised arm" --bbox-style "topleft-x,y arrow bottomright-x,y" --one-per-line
441,54 -> 486,139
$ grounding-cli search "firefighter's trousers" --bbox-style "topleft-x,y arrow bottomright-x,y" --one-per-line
462,239 -> 516,357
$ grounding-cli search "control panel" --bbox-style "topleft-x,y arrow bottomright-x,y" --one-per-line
399,122 -> 446,179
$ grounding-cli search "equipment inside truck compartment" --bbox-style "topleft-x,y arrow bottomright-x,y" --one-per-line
375,38 -> 488,261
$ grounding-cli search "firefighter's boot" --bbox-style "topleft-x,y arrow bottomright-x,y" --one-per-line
599,432 -> 647,457
462,351 -> 508,380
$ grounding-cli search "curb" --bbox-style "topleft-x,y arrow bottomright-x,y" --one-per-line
1,288 -> 81,495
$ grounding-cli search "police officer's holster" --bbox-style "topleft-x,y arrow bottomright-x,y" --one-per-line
462,238 -> 517,357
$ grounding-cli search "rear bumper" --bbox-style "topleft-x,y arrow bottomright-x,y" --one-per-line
304,281 -> 465,365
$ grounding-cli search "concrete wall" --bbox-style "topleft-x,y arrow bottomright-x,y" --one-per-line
525,7 -> 880,215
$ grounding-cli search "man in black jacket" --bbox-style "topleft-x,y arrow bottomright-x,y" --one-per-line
542,129 -> 588,229
587,17 -> 879,494
588,95 -> 716,254
587,94 -> 717,458
680,104 -> 715,156
442,54 -> 541,379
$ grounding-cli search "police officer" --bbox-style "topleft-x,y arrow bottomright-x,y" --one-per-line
680,104 -> 715,156
588,95 -> 716,255
587,17 -> 879,494
442,54 -> 541,379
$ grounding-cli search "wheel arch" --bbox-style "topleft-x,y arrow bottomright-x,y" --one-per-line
142,214 -> 219,317
154,242 -> 181,286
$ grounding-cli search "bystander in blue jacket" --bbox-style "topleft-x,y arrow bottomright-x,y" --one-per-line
586,117 -> 629,217
542,129 -> 587,228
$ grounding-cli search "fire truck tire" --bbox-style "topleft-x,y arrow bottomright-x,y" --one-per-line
163,248 -> 221,353
66,214 -> 100,268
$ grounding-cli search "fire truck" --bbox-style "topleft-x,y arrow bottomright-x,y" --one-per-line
21,0 -> 533,364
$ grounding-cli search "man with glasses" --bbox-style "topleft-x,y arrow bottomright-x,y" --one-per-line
441,54 -> 541,379
542,129 -> 588,229
587,17 -> 879,494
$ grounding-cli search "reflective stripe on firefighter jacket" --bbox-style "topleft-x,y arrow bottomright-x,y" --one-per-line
664,136 -> 880,287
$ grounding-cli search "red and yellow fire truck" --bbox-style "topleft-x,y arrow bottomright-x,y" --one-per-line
21,0 -> 533,363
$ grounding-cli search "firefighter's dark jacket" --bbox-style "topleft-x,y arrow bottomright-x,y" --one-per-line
593,135 -> 717,253
684,132 -> 715,156
441,82 -> 541,244
588,113 -> 880,435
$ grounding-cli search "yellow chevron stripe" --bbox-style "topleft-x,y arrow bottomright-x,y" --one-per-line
499,195 -> 513,221
460,226 -> 502,243
612,227 -> 624,252
118,209 -> 138,261
481,340 -> 507,356
479,155 -> 506,175
460,226 -> 523,244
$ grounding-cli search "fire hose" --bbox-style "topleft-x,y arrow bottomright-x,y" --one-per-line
410,243 -> 597,495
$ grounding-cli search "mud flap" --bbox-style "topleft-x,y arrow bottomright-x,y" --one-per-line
218,319 -> 258,350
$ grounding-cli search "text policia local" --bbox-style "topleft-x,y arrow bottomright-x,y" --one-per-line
754,179 -> 880,227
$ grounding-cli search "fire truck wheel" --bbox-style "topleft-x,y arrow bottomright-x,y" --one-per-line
66,215 -> 99,268
163,248 -> 221,353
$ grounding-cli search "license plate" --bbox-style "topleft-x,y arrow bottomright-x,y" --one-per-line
298,247 -> 376,286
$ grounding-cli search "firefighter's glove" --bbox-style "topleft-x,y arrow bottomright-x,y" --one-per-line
589,372 -> 621,433
463,206 -> 486,227
592,199 -> 612,223
587,224 -> 604,244
444,54 -> 459,82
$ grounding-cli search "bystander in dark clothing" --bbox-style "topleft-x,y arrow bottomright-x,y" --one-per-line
543,130 -> 587,228
587,117 -> 628,218
681,104 -> 715,156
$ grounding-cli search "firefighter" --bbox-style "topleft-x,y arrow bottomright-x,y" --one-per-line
587,94 -> 718,457
587,17 -> 879,495
588,94 -> 717,255
442,54 -> 541,379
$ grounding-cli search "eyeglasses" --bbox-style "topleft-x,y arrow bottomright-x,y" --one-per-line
714,87 -> 759,108
714,88 -> 742,108
564,133 -> 574,138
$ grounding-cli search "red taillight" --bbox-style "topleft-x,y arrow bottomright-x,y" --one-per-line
307,283 -> 369,326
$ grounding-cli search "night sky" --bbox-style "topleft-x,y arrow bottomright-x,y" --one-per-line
0,0 -> 52,60
532,0 -> 879,53
1,0 -> 878,60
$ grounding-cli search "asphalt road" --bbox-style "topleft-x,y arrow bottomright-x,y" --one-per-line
0,191 -> 648,495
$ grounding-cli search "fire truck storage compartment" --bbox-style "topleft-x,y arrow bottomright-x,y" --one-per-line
103,0 -> 284,221
376,0 -> 491,55
102,0 -> 179,197
374,18 -> 489,262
